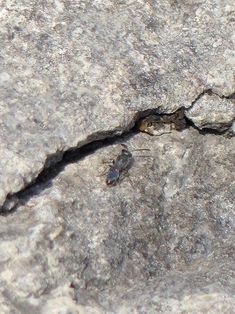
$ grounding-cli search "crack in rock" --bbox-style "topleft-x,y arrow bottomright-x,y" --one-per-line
185,90 -> 235,132
1,100 -> 234,214
0,129 -> 129,213
0,1 -> 235,311
1,126 -> 234,313
186,89 -> 235,111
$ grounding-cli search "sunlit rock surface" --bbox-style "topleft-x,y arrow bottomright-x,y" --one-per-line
186,93 -> 235,131
0,0 -> 235,312
0,129 -> 234,312
0,0 -> 234,208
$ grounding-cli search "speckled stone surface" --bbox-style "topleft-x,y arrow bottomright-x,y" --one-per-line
186,93 -> 235,131
0,129 -> 234,313
0,0 -> 235,313
0,0 -> 234,208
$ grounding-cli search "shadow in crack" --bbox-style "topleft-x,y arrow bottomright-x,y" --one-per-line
1,131 -> 137,215
1,105 -> 233,215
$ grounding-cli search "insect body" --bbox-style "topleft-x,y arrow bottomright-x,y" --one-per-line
106,145 -> 133,186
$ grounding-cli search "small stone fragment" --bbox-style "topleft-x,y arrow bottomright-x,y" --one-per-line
186,94 -> 235,131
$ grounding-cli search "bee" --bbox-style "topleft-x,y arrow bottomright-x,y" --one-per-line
105,144 -> 150,186
106,144 -> 133,186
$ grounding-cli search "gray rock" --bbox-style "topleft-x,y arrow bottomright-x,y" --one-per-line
186,93 -> 235,131
0,0 -> 235,313
0,129 -> 234,312
0,0 -> 234,209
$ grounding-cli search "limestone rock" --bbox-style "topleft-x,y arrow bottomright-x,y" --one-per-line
0,0 -> 234,209
0,129 -> 234,312
186,93 -> 235,131
0,0 -> 235,312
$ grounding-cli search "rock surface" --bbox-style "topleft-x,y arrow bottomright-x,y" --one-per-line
186,93 -> 235,131
0,0 -> 234,208
0,0 -> 235,313
0,129 -> 235,313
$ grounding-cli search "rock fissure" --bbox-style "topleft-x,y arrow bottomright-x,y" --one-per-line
185,89 -> 235,133
0,0 -> 235,311
185,89 -> 235,111
1,94 -> 234,214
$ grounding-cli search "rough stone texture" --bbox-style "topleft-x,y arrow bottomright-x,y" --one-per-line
186,93 -> 235,131
0,0 -> 235,313
0,0 -> 234,208
0,129 -> 234,313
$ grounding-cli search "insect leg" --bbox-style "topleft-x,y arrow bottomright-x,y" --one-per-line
131,148 -> 151,151
119,170 -> 134,188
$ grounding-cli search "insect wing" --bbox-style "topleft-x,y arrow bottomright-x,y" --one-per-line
106,167 -> 119,185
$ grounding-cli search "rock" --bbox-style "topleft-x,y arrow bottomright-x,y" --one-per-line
0,0 -> 235,312
186,93 -> 235,131
0,129 -> 234,312
229,121 -> 235,135
0,0 -> 234,209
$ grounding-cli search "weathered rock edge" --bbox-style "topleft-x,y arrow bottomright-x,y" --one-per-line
1,90 -> 234,213
185,90 -> 235,131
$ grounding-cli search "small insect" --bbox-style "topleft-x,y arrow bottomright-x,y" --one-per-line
105,144 -> 150,186
106,144 -> 133,186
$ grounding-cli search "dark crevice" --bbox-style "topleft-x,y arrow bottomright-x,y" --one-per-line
185,89 -> 235,135
186,89 -> 214,111
1,130 -> 138,215
209,90 -> 235,100
185,89 -> 235,112
184,116 -> 233,137
1,95 -> 234,215
223,92 -> 235,100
